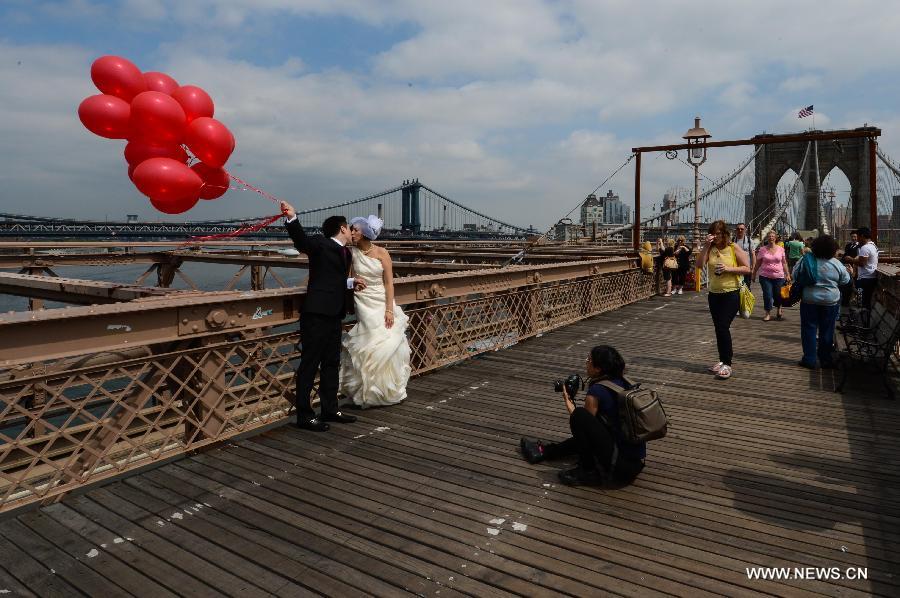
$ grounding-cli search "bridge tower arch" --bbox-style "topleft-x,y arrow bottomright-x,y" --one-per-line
752,127 -> 877,232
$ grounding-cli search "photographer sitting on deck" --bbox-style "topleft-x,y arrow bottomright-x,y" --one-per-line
520,345 -> 646,486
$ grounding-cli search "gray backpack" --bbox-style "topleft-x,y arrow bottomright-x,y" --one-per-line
597,378 -> 668,444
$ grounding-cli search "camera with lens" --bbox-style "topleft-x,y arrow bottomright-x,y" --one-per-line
553,373 -> 583,399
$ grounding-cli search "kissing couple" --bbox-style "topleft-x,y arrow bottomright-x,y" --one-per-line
281,201 -> 411,432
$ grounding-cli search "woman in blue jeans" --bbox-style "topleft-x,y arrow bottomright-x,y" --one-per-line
793,235 -> 850,369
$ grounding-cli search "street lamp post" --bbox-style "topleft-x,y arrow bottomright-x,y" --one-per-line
683,117 -> 711,244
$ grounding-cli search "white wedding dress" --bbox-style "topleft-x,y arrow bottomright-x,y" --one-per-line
339,246 -> 411,407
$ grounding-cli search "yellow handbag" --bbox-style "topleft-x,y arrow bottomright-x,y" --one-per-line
780,283 -> 792,300
739,284 -> 755,319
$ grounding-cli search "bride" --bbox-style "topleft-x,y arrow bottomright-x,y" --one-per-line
339,215 -> 411,407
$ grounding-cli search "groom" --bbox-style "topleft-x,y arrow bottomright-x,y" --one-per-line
281,201 -> 364,431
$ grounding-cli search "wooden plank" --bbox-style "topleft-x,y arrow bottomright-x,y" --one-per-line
243,432 -> 762,598
371,384 -> 900,530
334,396 -> 896,556
322,409 -> 892,574
176,453 -> 594,597
0,518 -> 126,597
72,488 -> 306,597
211,443 -> 681,598
109,474 -> 424,598
273,425 -> 872,598
23,505 -> 184,598
0,530 -> 64,598
162,458 -> 516,598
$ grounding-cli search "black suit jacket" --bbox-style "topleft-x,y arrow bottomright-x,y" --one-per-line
285,219 -> 351,316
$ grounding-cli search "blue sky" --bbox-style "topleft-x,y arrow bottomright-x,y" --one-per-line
1,0 -> 899,227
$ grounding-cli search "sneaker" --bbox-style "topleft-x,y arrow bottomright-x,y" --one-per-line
519,438 -> 546,464
558,466 -> 605,486
716,365 -> 733,379
708,362 -> 724,373
677,289 -> 683,295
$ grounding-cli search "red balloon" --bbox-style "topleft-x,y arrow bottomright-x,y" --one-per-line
124,140 -> 188,165
90,55 -> 146,102
143,71 -> 179,95
129,91 -> 187,145
171,85 -> 214,123
184,117 -> 235,168
78,94 -> 131,139
149,194 -> 200,215
133,157 -> 202,213
191,163 -> 230,199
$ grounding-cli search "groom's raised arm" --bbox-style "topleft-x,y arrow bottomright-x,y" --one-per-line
282,201 -> 320,256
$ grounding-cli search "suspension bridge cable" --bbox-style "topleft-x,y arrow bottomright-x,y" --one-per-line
501,153 -> 637,267
599,146 -> 761,239
877,148 -> 900,181
663,148 -> 761,223
416,184 -> 529,232
813,141 -> 829,235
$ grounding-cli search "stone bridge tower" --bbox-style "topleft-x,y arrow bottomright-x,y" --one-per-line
751,127 -> 879,232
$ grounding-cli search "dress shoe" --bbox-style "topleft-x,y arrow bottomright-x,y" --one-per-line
322,411 -> 357,424
558,466 -> 605,487
520,438 -> 546,464
797,360 -> 817,370
294,418 -> 330,432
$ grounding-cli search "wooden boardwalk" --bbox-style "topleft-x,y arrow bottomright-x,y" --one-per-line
1,291 -> 898,597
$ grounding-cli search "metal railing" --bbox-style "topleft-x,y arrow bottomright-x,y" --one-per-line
0,257 -> 654,512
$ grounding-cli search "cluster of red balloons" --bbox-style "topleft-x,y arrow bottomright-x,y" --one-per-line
77,56 -> 235,214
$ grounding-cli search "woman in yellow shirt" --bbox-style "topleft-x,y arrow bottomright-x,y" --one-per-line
697,220 -> 751,379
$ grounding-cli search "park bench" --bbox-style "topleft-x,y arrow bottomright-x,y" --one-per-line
836,288 -> 900,399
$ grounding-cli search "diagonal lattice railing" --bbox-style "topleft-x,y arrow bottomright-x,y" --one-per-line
0,262 -> 655,512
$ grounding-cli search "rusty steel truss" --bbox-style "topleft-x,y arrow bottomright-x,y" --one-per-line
1,241 -> 633,306
0,245 -> 655,513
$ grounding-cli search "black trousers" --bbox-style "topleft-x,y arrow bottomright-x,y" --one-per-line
295,312 -> 342,421
839,279 -> 856,307
707,290 -> 739,366
544,408 -> 644,480
857,277 -> 877,310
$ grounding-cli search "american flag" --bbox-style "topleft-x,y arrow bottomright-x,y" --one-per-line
798,105 -> 814,118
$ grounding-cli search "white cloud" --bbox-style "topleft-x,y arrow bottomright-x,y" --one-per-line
779,74 -> 822,93
718,82 -> 757,109
2,1 -> 900,228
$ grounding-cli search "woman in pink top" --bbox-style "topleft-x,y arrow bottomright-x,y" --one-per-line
752,230 -> 792,321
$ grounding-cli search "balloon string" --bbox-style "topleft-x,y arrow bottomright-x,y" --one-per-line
228,173 -> 283,204
180,213 -> 282,244
178,164 -> 286,243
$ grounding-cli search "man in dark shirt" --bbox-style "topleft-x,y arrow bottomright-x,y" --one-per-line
520,346 -> 646,485
844,232 -> 860,259
840,232 -> 859,307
